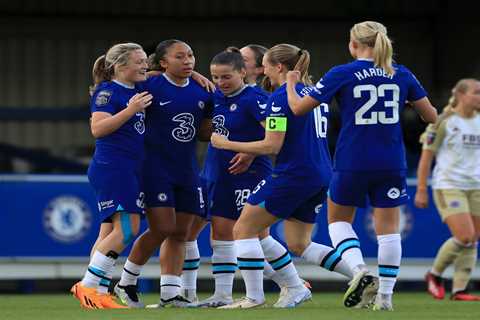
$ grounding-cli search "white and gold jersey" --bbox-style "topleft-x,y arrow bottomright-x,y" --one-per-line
423,113 -> 480,189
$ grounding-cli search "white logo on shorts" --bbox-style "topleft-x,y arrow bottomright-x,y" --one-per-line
158,193 -> 168,202
387,188 -> 400,199
314,204 -> 323,214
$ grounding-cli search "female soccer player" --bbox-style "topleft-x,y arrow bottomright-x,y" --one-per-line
114,39 -> 213,308
71,42 -> 152,309
286,21 -> 438,311
211,44 -> 353,309
193,48 -> 315,308
415,78 -> 480,301
240,44 -> 268,87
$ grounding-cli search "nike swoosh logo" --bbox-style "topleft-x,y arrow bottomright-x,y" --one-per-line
214,104 -> 220,108
159,101 -> 172,106
271,106 -> 282,112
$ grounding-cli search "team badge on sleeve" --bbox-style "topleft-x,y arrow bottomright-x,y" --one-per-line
95,90 -> 112,106
426,131 -> 436,145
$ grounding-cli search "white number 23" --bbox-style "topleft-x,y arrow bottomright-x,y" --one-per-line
354,84 -> 399,125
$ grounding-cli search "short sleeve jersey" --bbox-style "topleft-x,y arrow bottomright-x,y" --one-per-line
423,113 -> 480,189
143,74 -> 213,185
269,83 -> 332,187
202,85 -> 272,181
90,80 -> 145,169
309,59 -> 427,171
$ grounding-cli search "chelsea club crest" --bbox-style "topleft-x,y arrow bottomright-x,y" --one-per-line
43,196 -> 92,243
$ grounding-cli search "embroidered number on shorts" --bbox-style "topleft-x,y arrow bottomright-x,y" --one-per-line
235,189 -> 251,209
252,179 -> 266,194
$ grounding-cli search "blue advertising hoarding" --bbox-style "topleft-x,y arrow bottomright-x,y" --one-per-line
0,175 -> 453,259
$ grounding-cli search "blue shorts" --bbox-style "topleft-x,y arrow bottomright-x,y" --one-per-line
247,174 -> 328,223
144,176 -> 204,216
198,177 -> 209,220
206,173 -> 266,221
329,170 -> 409,208
88,161 -> 144,222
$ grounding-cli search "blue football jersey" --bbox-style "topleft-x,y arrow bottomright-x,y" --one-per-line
90,80 -> 145,169
202,85 -> 272,181
143,74 -> 213,185
269,83 -> 332,186
310,59 -> 427,171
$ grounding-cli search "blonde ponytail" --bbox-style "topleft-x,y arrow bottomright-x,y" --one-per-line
351,21 -> 395,76
266,44 -> 313,86
89,42 -> 143,95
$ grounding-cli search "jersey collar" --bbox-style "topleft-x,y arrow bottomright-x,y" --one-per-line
112,79 -> 135,89
226,84 -> 248,98
162,73 -> 190,87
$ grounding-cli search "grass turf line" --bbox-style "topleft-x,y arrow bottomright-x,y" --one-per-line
1,292 -> 479,320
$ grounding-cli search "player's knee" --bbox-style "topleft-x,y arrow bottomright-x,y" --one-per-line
455,234 -> 476,246
150,223 -> 175,240
170,227 -> 190,242
286,240 -> 308,256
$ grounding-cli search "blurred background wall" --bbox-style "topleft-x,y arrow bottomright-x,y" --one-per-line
0,0 -> 479,172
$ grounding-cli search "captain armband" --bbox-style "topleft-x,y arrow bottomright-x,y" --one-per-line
266,117 -> 287,132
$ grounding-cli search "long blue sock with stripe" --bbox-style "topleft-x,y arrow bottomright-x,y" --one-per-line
81,250 -> 115,291
378,234 -> 401,295
301,242 -> 353,279
261,236 -> 301,288
181,240 -> 200,301
328,222 -> 366,275
211,240 -> 237,298
236,238 -> 265,302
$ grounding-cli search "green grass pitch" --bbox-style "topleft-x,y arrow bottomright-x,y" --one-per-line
1,292 -> 479,320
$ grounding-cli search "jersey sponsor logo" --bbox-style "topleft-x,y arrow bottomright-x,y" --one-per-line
171,112 -> 196,142
257,100 -> 267,109
212,115 -> 229,137
159,100 -> 172,106
229,103 -> 237,111
134,111 -> 145,134
95,90 -> 112,106
449,200 -> 460,208
43,196 -> 92,243
387,187 -> 401,199
271,102 -> 282,113
426,132 -> 436,145
198,101 -> 205,110
158,193 -> 168,202
99,199 -> 115,211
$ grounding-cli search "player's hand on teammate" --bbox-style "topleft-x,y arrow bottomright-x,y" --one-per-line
286,70 -> 301,84
228,153 -> 255,175
127,92 -> 153,112
192,71 -> 216,92
414,189 -> 429,208
211,132 -> 228,149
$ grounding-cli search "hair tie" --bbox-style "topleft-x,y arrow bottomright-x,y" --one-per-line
298,49 -> 303,57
